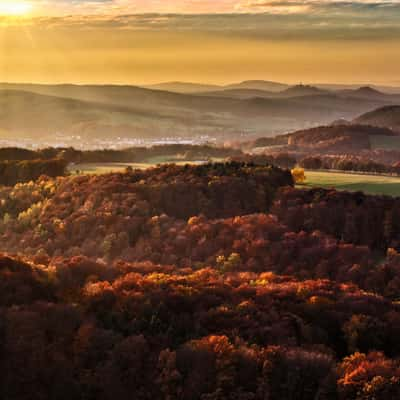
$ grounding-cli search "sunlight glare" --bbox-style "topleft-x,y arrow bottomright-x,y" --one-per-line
0,1 -> 32,16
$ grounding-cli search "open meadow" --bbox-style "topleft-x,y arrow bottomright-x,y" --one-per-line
303,170 -> 400,196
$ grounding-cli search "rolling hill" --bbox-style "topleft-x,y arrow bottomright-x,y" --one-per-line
144,82 -> 222,93
248,124 -> 400,154
195,88 -> 277,99
197,85 -> 329,99
317,83 -> 400,94
145,80 -> 290,93
340,86 -> 387,100
278,84 -> 329,97
286,124 -> 398,149
0,89 -> 213,140
354,105 -> 400,132
0,83 -> 398,146
224,80 -> 289,92
144,80 -> 400,95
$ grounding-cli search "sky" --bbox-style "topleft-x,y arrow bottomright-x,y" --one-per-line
0,0 -> 400,85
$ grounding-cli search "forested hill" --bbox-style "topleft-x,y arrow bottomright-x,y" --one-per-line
0,161 -> 399,398
0,162 -> 292,258
355,105 -> 400,131
246,124 -> 399,153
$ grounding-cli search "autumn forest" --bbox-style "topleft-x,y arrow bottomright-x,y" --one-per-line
0,158 -> 398,399
3,0 -> 400,396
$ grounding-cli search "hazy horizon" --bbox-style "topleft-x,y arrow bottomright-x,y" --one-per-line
3,7 -> 400,397
1,1 -> 400,85
1,79 -> 400,87
1,1 -> 400,146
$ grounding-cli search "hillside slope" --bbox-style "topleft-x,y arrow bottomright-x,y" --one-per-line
144,81 -> 222,93
249,124 -> 399,153
354,105 -> 400,131
0,83 -> 397,144
0,89 -> 202,139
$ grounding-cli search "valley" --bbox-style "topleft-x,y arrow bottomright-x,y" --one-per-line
3,1 -> 400,397
1,81 -> 399,147
0,88 -> 399,398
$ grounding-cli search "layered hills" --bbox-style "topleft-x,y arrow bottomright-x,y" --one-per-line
0,81 -> 399,146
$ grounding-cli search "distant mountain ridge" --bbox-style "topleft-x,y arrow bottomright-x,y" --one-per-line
145,82 -> 222,93
195,85 -> 330,99
224,80 -> 289,92
0,82 -> 399,146
145,80 -> 290,94
279,85 -> 329,97
146,82 -> 400,105
142,80 -> 400,95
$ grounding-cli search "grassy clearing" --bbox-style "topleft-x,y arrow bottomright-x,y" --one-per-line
302,170 -> 400,197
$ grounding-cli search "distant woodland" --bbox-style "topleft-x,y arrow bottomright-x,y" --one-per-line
0,145 -> 241,185
0,144 -> 242,164
238,122 -> 400,175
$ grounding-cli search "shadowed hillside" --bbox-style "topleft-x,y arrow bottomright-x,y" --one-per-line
354,105 -> 400,132
246,124 -> 399,153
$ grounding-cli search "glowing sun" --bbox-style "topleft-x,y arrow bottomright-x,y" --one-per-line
0,1 -> 32,16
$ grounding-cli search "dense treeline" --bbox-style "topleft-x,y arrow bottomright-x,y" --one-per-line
231,153 -> 297,169
0,159 -> 67,186
273,187 -> 400,251
240,124 -> 398,154
231,151 -> 400,176
0,162 -> 292,258
66,144 -> 243,164
1,163 -> 400,398
1,254 -> 400,399
299,155 -> 400,175
237,123 -> 400,174
240,149 -> 400,175
285,124 -> 397,152
0,144 -> 242,164
3,142 -> 400,180
5,176 -> 400,298
0,147 -> 39,161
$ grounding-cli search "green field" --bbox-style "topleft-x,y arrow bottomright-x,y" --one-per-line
303,170 -> 400,197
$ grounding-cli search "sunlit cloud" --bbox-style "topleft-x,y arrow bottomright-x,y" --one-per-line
236,0 -> 312,13
236,0 -> 400,15
25,0 -> 238,16
1,0 -> 400,85
20,0 -> 400,16
6,8 -> 400,39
